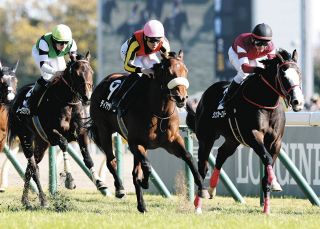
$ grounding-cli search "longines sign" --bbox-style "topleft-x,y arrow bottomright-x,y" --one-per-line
149,126 -> 320,198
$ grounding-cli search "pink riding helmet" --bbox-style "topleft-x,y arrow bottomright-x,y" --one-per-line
143,20 -> 164,38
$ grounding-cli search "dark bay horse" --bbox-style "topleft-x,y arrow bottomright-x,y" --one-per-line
9,52 -> 105,207
186,49 -> 304,214
89,51 -> 205,213
0,60 -> 18,152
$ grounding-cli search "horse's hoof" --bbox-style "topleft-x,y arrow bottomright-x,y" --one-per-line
198,189 -> 209,199
271,180 -> 282,192
195,207 -> 202,214
41,200 -> 49,208
65,172 -> 76,190
208,187 -> 216,199
95,180 -> 107,190
139,180 -> 149,189
137,205 -> 147,213
0,187 -> 5,193
21,198 -> 31,209
115,189 -> 126,199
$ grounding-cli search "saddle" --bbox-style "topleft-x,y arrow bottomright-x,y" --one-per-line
101,73 -> 140,114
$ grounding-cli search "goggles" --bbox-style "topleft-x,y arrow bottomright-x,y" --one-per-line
54,39 -> 69,45
254,40 -> 269,47
146,36 -> 161,44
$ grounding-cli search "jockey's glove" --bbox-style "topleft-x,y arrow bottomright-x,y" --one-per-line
141,68 -> 155,79
254,67 -> 265,75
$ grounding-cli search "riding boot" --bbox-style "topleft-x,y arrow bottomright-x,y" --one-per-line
16,77 -> 48,116
111,74 -> 139,116
217,80 -> 240,110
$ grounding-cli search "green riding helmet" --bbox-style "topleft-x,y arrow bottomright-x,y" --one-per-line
52,24 -> 72,42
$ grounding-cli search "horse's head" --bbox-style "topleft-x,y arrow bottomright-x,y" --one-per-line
153,50 -> 189,108
0,60 -> 19,103
261,49 -> 304,111
275,49 -> 304,111
64,51 -> 93,105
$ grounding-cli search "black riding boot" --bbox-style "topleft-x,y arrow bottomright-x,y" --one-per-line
111,74 -> 139,116
217,80 -> 240,110
17,77 -> 48,116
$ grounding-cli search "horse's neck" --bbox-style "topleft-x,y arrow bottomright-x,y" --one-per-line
147,82 -> 175,113
48,80 -> 78,103
241,73 -> 280,108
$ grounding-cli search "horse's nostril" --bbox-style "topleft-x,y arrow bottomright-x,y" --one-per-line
292,99 -> 299,106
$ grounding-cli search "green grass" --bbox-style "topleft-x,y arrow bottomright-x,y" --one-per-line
0,189 -> 320,229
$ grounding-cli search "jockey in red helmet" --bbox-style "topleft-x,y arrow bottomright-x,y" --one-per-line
217,23 -> 276,110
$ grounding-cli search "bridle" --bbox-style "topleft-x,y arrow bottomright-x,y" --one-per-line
260,60 -> 301,107
60,59 -> 93,104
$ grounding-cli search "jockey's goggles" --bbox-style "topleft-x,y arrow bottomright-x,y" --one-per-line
146,37 -> 161,44
55,40 -> 69,45
254,40 -> 269,47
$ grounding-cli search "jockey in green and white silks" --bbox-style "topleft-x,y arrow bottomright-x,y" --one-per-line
17,24 -> 77,116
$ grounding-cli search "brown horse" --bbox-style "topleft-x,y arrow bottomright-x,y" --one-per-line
8,52 -> 105,208
89,51 -> 205,213
186,49 -> 304,214
0,60 -> 18,152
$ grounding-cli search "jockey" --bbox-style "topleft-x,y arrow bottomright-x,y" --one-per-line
217,23 -> 276,110
111,19 -> 170,115
17,24 -> 77,116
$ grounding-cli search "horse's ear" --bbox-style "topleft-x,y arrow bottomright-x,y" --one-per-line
0,60 -> 2,71
13,60 -> 19,73
70,54 -> 76,62
292,49 -> 298,62
85,51 -> 91,61
178,50 -> 184,61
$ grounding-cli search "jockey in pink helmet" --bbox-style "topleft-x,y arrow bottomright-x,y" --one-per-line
114,19 -> 170,115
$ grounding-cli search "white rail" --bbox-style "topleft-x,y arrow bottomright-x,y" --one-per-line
178,110 -> 320,127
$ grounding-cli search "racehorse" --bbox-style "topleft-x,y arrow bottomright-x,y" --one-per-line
89,50 -> 205,213
9,52 -> 106,207
186,49 -> 304,214
0,60 -> 18,152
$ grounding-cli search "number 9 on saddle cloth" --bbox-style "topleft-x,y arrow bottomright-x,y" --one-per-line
100,74 -> 140,116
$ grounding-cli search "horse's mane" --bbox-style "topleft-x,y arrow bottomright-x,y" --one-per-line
277,48 -> 292,61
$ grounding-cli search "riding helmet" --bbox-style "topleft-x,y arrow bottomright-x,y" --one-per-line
143,20 -> 164,38
52,24 -> 72,42
251,23 -> 272,41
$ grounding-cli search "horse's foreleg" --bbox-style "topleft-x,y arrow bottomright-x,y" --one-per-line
132,158 -> 146,213
129,144 -> 150,189
29,157 -> 48,208
21,161 -> 32,208
78,133 -> 107,190
106,157 -> 125,198
262,175 -> 271,214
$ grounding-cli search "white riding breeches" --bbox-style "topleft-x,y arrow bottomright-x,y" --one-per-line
32,45 -> 67,82
120,41 -> 161,70
228,47 -> 267,84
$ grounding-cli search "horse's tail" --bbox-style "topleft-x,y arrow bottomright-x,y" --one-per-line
86,119 -> 104,151
186,100 -> 196,133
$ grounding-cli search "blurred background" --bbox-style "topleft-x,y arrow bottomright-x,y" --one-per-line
0,0 -> 320,109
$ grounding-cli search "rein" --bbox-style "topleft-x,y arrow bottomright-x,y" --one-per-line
242,60 -> 300,109
153,106 -> 176,132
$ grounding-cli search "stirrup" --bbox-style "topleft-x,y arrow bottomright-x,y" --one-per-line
16,106 -> 31,115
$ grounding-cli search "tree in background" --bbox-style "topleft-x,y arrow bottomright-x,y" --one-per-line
0,0 -> 97,87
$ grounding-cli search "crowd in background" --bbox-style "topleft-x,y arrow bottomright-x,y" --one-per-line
102,0 -> 189,45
